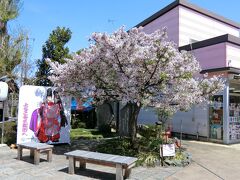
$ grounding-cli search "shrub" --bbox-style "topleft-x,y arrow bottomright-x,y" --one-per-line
98,124 -> 111,134
164,150 -> 192,167
96,137 -> 137,157
72,121 -> 86,129
137,152 -> 159,167
0,121 -> 17,145
138,124 -> 163,139
96,125 -> 191,167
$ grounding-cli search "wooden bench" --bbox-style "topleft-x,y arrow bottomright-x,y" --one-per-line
17,142 -> 53,165
64,150 -> 138,180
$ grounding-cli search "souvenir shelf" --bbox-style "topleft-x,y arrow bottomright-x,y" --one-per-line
209,100 -> 223,140
229,103 -> 240,140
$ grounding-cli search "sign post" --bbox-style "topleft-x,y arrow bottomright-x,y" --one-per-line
0,82 -> 8,144
1,102 -> 4,144
160,144 -> 176,166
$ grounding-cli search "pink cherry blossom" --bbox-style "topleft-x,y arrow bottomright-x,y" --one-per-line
47,27 -> 224,139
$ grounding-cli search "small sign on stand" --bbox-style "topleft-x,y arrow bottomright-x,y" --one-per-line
160,144 -> 176,166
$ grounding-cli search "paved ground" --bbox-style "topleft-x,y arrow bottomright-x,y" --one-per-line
167,140 -> 240,180
1,140 -> 240,180
0,143 -> 181,180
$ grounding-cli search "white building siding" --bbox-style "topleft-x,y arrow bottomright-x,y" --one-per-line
226,43 -> 240,68
179,6 -> 240,46
171,105 -> 209,137
138,107 -> 158,125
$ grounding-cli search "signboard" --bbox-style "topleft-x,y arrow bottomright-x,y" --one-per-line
0,82 -> 8,101
17,85 -> 71,144
161,144 -> 175,157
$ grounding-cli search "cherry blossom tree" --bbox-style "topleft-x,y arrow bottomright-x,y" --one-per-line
48,27 -> 224,141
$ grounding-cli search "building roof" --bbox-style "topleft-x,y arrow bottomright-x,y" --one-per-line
179,34 -> 240,51
135,0 -> 240,29
200,67 -> 240,74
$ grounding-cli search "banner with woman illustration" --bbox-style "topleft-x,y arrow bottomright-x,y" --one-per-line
17,85 -> 71,144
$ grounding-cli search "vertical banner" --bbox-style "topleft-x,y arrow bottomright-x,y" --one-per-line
17,85 -> 71,144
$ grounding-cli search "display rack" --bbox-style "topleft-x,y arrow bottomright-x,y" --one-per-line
209,100 -> 223,140
229,103 -> 240,140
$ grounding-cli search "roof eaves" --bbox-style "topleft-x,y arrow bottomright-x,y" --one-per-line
179,34 -> 240,51
135,0 -> 179,28
179,34 -> 228,51
200,67 -> 240,74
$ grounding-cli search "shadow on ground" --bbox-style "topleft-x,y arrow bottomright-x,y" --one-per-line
59,167 -> 115,180
13,156 -> 48,165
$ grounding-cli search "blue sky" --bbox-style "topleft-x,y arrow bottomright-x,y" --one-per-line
9,0 -> 240,64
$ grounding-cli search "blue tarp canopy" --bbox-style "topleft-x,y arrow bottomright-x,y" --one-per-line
71,97 -> 94,112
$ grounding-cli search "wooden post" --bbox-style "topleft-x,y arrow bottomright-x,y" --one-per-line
124,168 -> 131,179
160,145 -> 164,166
116,164 -> 123,180
68,156 -> 75,174
17,146 -> 22,160
30,149 -> 34,158
47,149 -> 52,162
34,150 -> 40,165
80,160 -> 86,169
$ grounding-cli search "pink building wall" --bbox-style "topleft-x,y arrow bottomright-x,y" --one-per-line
143,7 -> 179,46
192,43 -> 227,70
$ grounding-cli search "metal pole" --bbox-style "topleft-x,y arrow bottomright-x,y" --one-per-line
180,119 -> 182,150
1,101 -> 4,144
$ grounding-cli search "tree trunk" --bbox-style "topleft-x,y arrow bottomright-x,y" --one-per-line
118,102 -> 141,142
128,103 -> 141,142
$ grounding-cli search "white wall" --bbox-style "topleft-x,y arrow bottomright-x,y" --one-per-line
138,105 -> 209,137
171,104 -> 209,137
226,43 -> 240,68
179,6 -> 240,46
138,107 -> 158,125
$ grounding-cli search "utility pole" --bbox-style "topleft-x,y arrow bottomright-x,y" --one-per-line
20,36 -> 30,86
23,37 -> 28,84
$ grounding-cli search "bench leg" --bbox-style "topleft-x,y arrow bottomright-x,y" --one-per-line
17,146 -> 22,160
47,149 -> 52,162
116,164 -> 123,180
34,150 -> 40,165
80,160 -> 86,169
124,168 -> 131,179
68,156 -> 75,174
30,149 -> 34,159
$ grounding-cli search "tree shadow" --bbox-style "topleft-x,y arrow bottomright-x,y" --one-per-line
59,167 -> 115,180
52,139 -> 103,155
